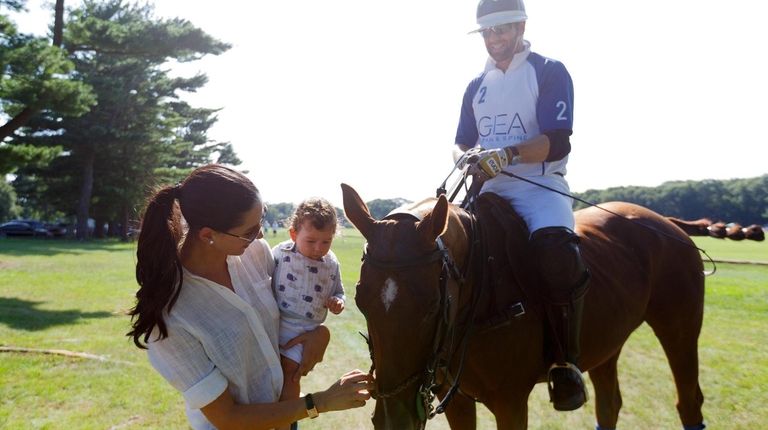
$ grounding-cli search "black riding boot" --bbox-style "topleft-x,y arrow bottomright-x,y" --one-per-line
547,292 -> 588,411
530,226 -> 590,411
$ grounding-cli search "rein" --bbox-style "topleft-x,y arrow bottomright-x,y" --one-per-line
360,211 -> 479,422
443,163 -> 717,276
495,170 -> 718,275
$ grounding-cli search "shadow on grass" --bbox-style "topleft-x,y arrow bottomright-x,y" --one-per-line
0,238 -> 132,257
0,297 -> 113,331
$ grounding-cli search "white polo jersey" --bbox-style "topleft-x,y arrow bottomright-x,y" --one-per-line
455,40 -> 574,181
455,41 -> 577,232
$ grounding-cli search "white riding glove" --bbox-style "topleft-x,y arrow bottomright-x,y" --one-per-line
470,148 -> 511,178
455,147 -> 482,170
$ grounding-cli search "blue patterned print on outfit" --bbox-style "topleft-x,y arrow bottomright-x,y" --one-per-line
271,239 -> 345,327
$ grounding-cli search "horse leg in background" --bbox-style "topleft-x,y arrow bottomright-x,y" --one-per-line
645,289 -> 706,429
484,391 -> 529,430
588,351 -> 623,430
645,318 -> 705,429
440,391 -> 476,430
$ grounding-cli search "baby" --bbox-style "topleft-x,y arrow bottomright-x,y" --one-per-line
272,197 -> 345,415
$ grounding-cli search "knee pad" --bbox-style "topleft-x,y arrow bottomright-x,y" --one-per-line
530,227 -> 589,303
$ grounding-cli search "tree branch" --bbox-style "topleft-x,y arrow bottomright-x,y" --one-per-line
0,106 -> 39,142
0,345 -> 135,365
0,0 -> 65,139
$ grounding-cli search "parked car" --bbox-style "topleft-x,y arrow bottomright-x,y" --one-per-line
0,220 -> 53,237
44,222 -> 69,237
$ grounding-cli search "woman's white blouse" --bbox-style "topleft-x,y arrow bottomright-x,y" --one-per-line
146,239 -> 282,429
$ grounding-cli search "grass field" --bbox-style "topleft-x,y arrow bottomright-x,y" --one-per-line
0,231 -> 766,429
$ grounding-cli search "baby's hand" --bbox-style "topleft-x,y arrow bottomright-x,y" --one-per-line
326,297 -> 345,314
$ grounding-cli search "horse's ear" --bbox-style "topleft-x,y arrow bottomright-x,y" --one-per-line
417,194 -> 449,242
341,183 -> 375,240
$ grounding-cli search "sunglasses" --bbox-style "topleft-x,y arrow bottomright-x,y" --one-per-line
214,205 -> 268,244
217,227 -> 261,244
480,23 -> 517,39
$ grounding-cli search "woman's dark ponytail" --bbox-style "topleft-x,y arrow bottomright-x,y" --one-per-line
127,165 -> 260,349
128,185 -> 184,349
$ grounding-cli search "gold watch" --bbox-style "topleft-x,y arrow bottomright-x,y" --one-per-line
304,393 -> 319,419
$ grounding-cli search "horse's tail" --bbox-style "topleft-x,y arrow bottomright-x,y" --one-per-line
666,217 -> 765,242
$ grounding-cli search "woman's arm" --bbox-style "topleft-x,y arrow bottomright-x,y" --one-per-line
201,370 -> 372,430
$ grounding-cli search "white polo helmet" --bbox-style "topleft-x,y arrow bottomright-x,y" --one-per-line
471,0 -> 527,33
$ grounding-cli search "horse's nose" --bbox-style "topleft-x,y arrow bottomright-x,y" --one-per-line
372,398 -> 423,430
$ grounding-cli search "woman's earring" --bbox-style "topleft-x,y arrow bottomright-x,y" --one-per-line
209,239 -> 214,245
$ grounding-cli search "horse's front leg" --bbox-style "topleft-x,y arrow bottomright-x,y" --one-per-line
485,392 -> 529,430
440,391 -> 477,430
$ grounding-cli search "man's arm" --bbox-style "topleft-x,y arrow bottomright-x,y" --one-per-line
455,128 -> 570,165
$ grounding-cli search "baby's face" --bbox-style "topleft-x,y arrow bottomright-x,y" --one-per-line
290,221 -> 335,261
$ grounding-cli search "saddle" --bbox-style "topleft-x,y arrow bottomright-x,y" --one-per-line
471,192 -> 545,329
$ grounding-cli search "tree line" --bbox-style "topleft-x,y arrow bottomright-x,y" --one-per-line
323,176 -> 768,228
1,0 -> 238,239
573,175 -> 768,226
264,175 -> 767,230
260,198 -> 412,231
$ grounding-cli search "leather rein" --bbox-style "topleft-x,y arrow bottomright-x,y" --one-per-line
360,210 -> 481,422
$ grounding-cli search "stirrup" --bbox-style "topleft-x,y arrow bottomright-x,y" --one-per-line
547,362 -> 588,411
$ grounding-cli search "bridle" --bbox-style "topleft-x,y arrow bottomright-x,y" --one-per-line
360,210 -> 479,423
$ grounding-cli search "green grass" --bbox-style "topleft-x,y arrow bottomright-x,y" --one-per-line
0,232 -> 766,429
691,235 -> 768,264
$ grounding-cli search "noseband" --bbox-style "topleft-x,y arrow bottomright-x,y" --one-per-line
360,210 -> 477,422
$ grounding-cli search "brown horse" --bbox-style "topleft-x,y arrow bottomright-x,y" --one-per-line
341,184 -> 706,430
743,224 -> 765,241
667,217 -> 765,241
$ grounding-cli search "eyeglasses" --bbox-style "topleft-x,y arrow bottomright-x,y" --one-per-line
480,23 -> 517,39
212,205 -> 268,244
217,225 -> 261,244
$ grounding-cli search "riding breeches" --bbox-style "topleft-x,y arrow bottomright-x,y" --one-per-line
480,173 -> 574,235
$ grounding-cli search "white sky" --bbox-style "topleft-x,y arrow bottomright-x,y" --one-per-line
12,0 -> 768,207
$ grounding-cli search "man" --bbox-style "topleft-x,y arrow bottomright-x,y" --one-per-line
454,0 -> 590,411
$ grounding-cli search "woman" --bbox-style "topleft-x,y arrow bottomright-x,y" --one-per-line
128,164 -> 370,429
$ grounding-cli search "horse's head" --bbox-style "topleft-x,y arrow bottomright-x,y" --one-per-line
743,224 -> 765,241
342,184 -> 471,430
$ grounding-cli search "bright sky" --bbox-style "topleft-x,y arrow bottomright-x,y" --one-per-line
12,0 -> 768,207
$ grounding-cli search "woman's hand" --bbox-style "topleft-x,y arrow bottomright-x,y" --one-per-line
313,370 -> 373,413
281,325 -> 330,382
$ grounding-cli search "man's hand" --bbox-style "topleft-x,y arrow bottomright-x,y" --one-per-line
325,297 -> 345,314
469,148 -> 510,178
455,147 -> 482,170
